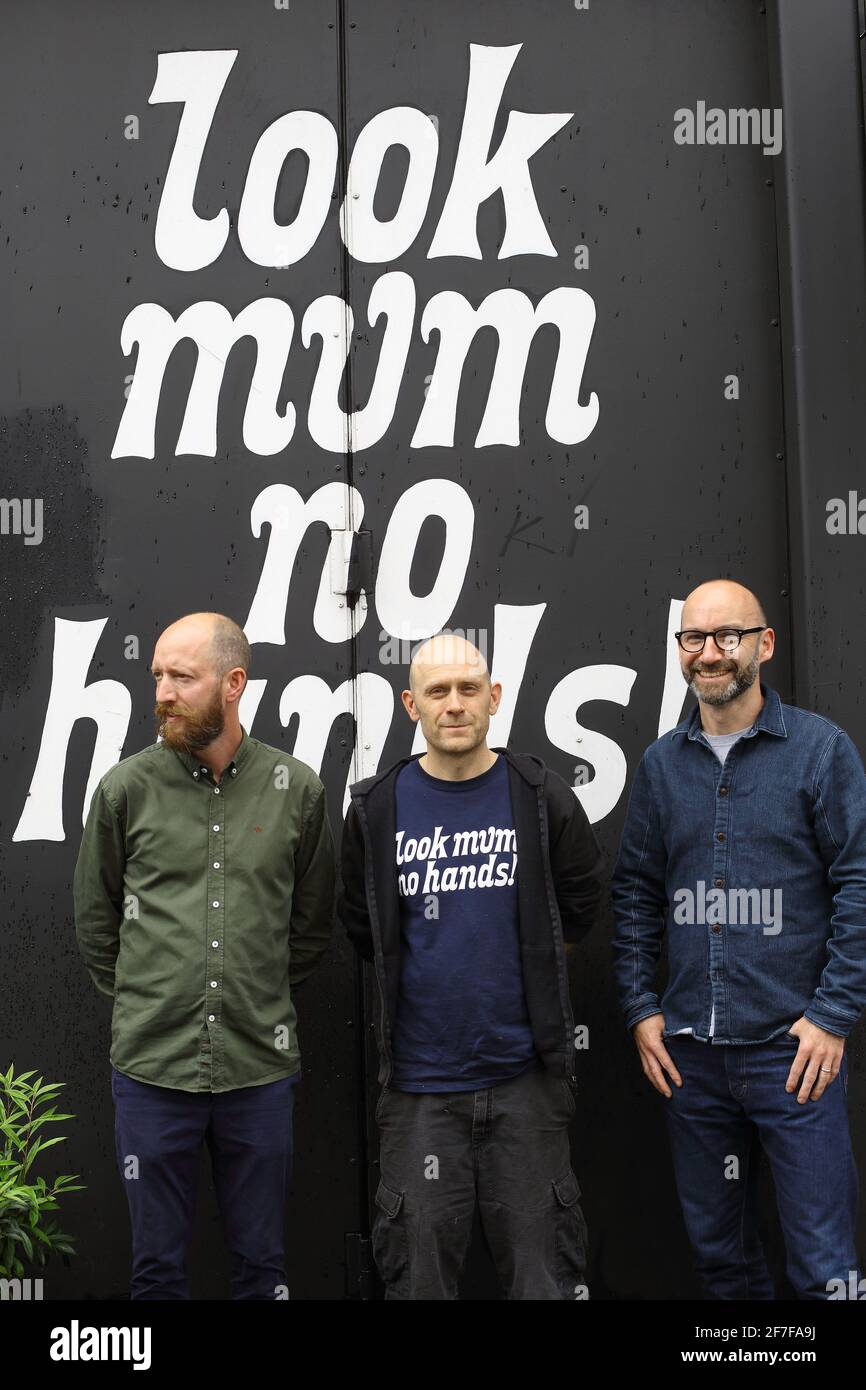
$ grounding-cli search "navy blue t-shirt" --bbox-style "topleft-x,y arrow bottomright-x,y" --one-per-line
390,754 -> 539,1091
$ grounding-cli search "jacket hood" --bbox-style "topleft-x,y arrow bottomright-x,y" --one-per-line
348,745 -> 547,801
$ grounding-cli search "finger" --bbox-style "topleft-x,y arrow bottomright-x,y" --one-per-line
785,1050 -> 807,1094
642,1055 -> 672,1098
797,1058 -> 822,1104
809,1072 -> 828,1101
810,1062 -> 838,1102
654,1046 -> 683,1088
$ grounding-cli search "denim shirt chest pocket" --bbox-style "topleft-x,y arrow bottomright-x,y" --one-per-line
710,734 -> 821,891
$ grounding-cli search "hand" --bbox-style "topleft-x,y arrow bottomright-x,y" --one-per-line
632,1014 -> 682,1098
785,1018 -> 845,1103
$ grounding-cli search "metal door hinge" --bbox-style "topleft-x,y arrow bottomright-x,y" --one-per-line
329,528 -> 373,608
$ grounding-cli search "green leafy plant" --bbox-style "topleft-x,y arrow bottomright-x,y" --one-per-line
0,1064 -> 86,1279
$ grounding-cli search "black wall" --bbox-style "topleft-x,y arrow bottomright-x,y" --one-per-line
1,0 -> 863,1299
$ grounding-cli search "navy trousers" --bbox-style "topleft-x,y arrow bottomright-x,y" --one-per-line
111,1064 -> 298,1300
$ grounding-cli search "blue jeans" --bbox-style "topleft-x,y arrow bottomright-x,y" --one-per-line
663,1035 -> 861,1299
110,1065 -> 298,1299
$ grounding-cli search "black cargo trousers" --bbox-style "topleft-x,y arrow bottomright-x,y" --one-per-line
371,1064 -> 589,1300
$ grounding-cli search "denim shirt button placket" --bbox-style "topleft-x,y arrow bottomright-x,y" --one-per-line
710,771 -> 732,1031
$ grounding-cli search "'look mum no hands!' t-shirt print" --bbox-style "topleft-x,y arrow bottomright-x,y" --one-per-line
396,816 -> 517,903
390,755 -> 537,1091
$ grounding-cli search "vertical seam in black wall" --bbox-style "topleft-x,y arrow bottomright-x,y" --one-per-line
764,1 -> 799,706
336,0 -> 374,1281
767,0 -> 866,720
336,0 -> 355,468
766,0 -> 807,710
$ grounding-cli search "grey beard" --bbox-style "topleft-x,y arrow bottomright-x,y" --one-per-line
689,653 -> 760,706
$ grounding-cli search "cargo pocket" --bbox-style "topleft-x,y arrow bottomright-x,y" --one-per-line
374,1085 -> 390,1124
552,1170 -> 589,1298
561,1077 -> 577,1118
371,1179 -> 409,1295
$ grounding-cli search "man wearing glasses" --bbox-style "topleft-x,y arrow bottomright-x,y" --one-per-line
611,578 -> 866,1299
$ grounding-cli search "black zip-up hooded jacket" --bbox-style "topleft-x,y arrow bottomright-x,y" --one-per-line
338,747 -> 605,1086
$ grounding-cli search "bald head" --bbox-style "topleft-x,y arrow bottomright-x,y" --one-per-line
409,632 -> 490,694
681,580 -> 767,631
402,630 -> 500,763
677,579 -> 774,711
157,612 -> 251,680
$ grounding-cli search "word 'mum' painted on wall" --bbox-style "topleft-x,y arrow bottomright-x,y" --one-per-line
111,44 -> 600,458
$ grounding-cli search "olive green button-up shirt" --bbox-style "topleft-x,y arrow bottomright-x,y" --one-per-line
73,729 -> 335,1093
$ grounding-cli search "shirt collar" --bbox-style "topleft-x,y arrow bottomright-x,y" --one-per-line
169,726 -> 253,781
673,683 -> 788,742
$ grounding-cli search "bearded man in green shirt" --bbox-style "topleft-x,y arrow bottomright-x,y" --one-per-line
73,612 -> 335,1299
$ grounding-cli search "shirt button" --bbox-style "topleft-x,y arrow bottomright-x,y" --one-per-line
716,832 -> 726,842
213,825 -> 220,832
213,861 -> 220,868
212,900 -> 220,908
231,768 -> 237,776
201,766 -> 207,774
714,878 -> 724,888
210,980 -> 217,988
208,1014 -> 215,1022
718,786 -> 728,796
711,924 -> 722,934
193,771 -> 199,778
212,940 -> 219,948
214,788 -> 220,795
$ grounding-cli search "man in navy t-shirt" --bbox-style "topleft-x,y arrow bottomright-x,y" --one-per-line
339,631 -> 604,1299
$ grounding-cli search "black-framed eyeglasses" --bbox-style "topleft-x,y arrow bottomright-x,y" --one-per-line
674,626 -> 766,654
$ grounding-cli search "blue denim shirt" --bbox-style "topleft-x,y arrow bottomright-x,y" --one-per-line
610,685 -> 866,1042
